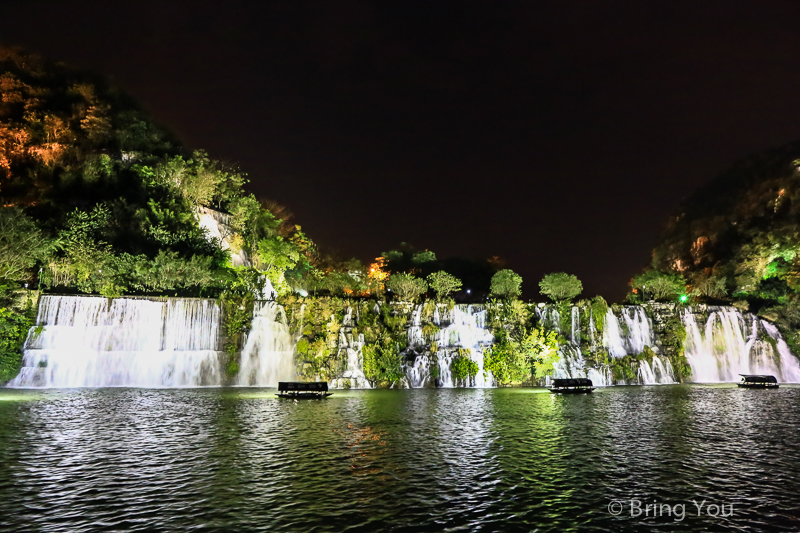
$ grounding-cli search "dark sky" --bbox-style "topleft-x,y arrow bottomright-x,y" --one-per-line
4,1 -> 800,300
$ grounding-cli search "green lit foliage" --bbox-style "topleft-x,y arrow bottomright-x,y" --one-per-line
484,340 -> 529,384
412,250 -> 437,264
590,296 -> 608,334
450,349 -> 478,381
689,273 -> 728,301
483,326 -> 559,384
0,303 -> 35,383
0,207 -> 54,284
386,273 -> 427,301
362,334 -> 403,385
133,150 -> 244,209
490,269 -> 522,299
631,270 -> 686,301
523,327 -> 561,378
426,271 -> 462,300
538,272 -> 582,302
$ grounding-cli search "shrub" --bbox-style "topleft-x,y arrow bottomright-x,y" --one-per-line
450,350 -> 478,381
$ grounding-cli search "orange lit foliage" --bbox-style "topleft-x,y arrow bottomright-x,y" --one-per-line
366,257 -> 389,295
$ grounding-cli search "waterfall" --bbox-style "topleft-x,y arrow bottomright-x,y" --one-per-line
435,305 -> 494,387
407,304 -> 425,348
9,295 -> 224,388
603,307 -> 653,358
571,307 -> 580,346
236,301 -> 295,386
536,305 -> 561,332
683,307 -> 800,383
553,344 -> 612,386
637,356 -> 676,385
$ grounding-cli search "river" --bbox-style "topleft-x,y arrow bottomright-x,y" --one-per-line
1,385 -> 798,532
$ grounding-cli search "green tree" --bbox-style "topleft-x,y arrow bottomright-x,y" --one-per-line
0,207 -> 53,284
412,250 -> 437,264
386,273 -> 428,301
632,270 -> 686,301
538,272 -> 583,302
426,271 -> 462,300
490,269 -> 522,299
689,273 -> 728,300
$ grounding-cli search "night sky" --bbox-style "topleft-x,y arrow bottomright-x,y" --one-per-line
4,1 -> 800,300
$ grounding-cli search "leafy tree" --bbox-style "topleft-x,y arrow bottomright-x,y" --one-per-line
412,250 -> 437,264
426,271 -> 462,300
631,270 -> 686,301
386,273 -> 428,301
689,273 -> 728,300
0,207 -> 54,284
490,269 -> 522,299
538,272 -> 582,302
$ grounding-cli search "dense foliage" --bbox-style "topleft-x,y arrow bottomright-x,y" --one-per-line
426,271 -> 462,300
650,140 -> 800,307
538,272 -> 582,302
490,269 -> 522,299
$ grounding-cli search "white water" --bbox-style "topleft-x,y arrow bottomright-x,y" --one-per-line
637,356 -> 676,385
336,307 -> 372,389
237,301 -> 295,386
553,344 -> 613,386
603,307 -> 653,358
429,305 -> 493,388
10,295 -> 224,388
684,307 -> 800,383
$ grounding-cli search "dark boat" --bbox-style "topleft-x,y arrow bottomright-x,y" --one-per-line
738,375 -> 779,389
549,378 -> 596,394
276,381 -> 333,399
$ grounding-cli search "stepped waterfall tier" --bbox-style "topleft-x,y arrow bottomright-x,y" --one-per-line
9,295 -> 225,388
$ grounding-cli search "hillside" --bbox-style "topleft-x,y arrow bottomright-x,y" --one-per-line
650,139 -> 800,349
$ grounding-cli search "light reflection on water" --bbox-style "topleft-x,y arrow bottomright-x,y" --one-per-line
0,386 -> 799,532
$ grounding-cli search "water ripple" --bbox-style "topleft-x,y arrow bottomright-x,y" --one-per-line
1,386 -> 799,532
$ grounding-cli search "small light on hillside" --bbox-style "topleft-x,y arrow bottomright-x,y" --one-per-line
679,294 -> 688,303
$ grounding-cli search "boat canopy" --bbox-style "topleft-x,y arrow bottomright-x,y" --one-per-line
278,381 -> 329,392
739,375 -> 778,384
552,378 -> 594,388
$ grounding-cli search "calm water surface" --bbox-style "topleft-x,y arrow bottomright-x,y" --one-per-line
1,385 -> 799,532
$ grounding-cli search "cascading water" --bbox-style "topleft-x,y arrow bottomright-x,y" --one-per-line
603,307 -> 652,358
683,307 -> 800,383
637,356 -> 676,384
597,306 -> 675,384
237,301 -> 295,386
9,295 -> 224,388
436,305 -> 494,388
334,308 -> 372,389
571,307 -> 580,345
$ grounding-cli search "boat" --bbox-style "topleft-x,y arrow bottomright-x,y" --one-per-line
276,381 -> 333,399
549,378 -> 595,394
738,375 -> 779,389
